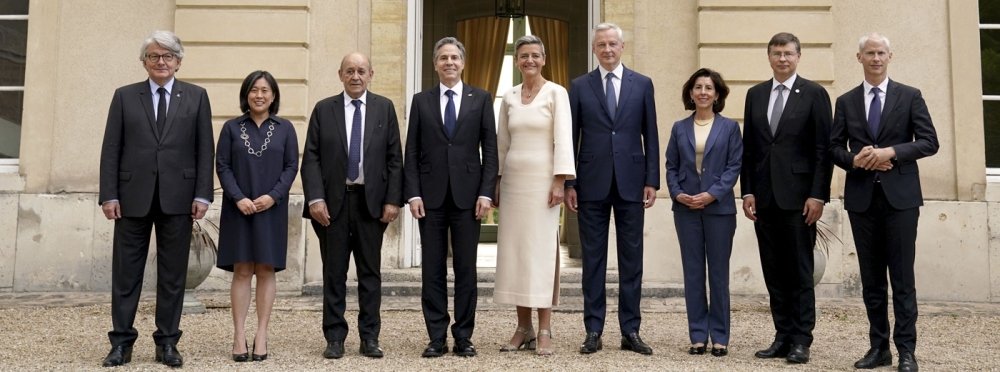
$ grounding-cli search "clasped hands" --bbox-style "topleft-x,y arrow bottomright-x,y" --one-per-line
236,195 -> 276,215
853,145 -> 895,171
675,192 -> 715,210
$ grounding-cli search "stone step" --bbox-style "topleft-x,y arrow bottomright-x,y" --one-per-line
301,268 -> 684,298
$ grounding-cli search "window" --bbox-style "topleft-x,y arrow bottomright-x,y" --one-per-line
492,17 -> 532,121
981,0 -> 1000,174
0,0 -> 28,172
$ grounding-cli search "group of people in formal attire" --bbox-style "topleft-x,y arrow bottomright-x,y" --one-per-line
98,25 -> 936,372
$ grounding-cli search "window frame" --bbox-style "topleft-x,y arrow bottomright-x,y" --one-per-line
0,11 -> 28,171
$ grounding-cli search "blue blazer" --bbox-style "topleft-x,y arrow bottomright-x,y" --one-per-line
665,114 -> 742,215
567,67 -> 659,202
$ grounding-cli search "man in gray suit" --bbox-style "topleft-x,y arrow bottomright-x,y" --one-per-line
99,30 -> 214,368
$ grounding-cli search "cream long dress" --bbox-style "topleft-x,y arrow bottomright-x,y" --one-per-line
493,81 -> 576,308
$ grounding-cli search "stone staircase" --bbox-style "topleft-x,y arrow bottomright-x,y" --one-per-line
302,268 -> 685,298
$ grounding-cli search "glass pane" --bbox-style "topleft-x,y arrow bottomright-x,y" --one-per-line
0,20 -> 28,86
0,0 -> 28,15
986,100 -> 1000,168
0,91 -> 22,158
983,29 -> 1000,95
982,0 -> 1000,24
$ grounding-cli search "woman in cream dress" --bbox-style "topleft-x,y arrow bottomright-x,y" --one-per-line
493,35 -> 575,356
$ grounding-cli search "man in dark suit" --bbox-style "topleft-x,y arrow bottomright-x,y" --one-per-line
403,37 -> 498,358
565,23 -> 659,355
98,30 -> 214,368
741,32 -> 832,364
830,33 -> 938,372
301,52 -> 403,359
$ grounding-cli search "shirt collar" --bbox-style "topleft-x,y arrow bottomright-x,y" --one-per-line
440,81 -> 464,97
771,73 -> 797,91
862,77 -> 889,94
149,77 -> 175,94
343,91 -> 368,106
598,63 -> 624,80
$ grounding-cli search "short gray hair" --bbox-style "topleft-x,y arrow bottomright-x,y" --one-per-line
514,35 -> 545,56
139,30 -> 185,61
593,22 -> 624,42
433,37 -> 466,61
858,32 -> 891,52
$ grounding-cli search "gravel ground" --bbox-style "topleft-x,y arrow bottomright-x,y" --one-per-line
1,295 -> 999,371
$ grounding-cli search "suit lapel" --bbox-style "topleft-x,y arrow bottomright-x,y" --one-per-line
774,78 -> 805,138
454,85 -> 474,135
616,68 -> 635,124
876,79 -> 900,141
138,82 -> 159,140
587,69 -> 613,123
430,86 -> 448,137
683,117 -> 696,152
703,117 -> 723,158
363,94 -> 377,154
161,81 -> 183,141
754,83 -> 774,141
332,94 -> 348,155
849,84 -> 873,141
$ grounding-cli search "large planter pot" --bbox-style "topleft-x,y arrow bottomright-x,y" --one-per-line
813,247 -> 827,286
183,220 -> 217,314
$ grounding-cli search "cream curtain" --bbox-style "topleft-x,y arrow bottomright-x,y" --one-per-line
528,16 -> 570,88
456,16 -> 510,95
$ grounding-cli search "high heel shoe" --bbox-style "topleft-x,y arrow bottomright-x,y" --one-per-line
536,330 -> 554,356
251,338 -> 267,362
500,326 -> 536,352
232,341 -> 249,362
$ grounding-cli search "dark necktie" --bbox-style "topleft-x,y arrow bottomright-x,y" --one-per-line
770,84 -> 785,135
868,87 -> 882,138
347,99 -> 362,182
605,72 -> 617,118
444,89 -> 456,138
156,87 -> 167,134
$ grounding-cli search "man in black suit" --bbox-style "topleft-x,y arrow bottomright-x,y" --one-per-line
98,30 -> 214,368
565,23 -> 659,356
830,33 -> 938,372
403,37 -> 498,358
741,32 -> 832,364
301,52 -> 403,359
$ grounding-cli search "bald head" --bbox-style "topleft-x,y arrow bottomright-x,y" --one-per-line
339,52 -> 373,99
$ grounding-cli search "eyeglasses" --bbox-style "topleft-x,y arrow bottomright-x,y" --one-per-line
769,51 -> 798,59
145,53 -> 176,63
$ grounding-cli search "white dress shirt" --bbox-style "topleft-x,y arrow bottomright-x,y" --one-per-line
598,63 -> 623,107
863,78 -> 889,119
148,78 -> 175,120
768,73 -> 797,127
439,81 -> 464,123
344,91 -> 368,185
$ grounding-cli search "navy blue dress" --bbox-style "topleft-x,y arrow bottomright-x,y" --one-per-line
216,114 -> 299,272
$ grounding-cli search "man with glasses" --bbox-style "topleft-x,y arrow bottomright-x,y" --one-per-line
98,30 -> 214,368
740,32 -> 832,365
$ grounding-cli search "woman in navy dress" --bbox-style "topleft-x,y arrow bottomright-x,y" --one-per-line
216,70 -> 298,362
665,68 -> 741,357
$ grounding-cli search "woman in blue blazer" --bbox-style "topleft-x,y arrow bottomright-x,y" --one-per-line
665,68 -> 742,357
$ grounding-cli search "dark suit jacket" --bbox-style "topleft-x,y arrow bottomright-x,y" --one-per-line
99,79 -> 215,217
830,79 -> 939,212
741,75 -> 833,210
665,114 -> 743,215
567,67 -> 660,202
403,84 -> 498,209
300,91 -> 404,220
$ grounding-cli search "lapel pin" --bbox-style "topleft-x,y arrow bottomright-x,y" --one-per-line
794,89 -> 800,94
467,93 -> 472,97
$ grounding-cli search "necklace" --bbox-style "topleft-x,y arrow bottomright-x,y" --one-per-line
694,117 -> 714,126
239,119 -> 276,157
522,81 -> 545,99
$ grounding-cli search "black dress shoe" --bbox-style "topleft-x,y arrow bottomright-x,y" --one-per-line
898,352 -> 919,372
579,332 -> 602,354
854,348 -> 891,369
422,340 -> 448,358
754,341 -> 790,358
688,345 -> 706,355
323,341 -> 344,359
711,346 -> 728,357
453,338 -> 477,357
785,344 -> 810,364
154,344 -> 184,368
232,341 -> 249,362
251,339 -> 267,361
101,345 -> 132,367
360,339 -> 384,358
620,332 -> 653,355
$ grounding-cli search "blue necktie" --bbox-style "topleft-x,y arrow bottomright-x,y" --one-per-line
347,99 -> 362,182
605,72 -> 617,118
156,87 -> 167,134
868,87 -> 882,138
444,90 -> 456,138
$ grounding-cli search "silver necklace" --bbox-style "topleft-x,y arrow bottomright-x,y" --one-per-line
239,119 -> 275,157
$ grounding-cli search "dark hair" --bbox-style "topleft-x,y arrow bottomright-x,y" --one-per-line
681,68 -> 729,113
767,32 -> 801,54
239,70 -> 280,115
